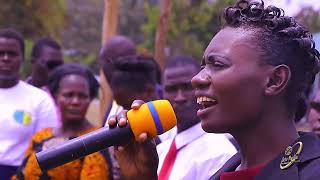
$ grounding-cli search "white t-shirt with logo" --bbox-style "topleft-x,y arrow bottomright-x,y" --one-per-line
0,81 -> 58,166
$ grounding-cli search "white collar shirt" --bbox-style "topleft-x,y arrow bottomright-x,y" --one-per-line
157,123 -> 237,180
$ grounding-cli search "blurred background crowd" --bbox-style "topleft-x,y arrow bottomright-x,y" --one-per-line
0,0 -> 320,179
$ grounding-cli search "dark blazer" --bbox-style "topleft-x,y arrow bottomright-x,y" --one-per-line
210,132 -> 320,180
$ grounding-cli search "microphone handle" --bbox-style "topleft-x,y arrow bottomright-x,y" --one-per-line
36,125 -> 133,171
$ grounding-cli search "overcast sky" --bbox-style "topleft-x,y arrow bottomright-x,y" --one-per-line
265,0 -> 320,16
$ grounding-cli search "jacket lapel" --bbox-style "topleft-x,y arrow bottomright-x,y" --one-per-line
209,132 -> 320,180
256,132 -> 320,180
209,152 -> 241,180
255,154 -> 299,180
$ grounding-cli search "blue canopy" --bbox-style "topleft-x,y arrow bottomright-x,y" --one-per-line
314,32 -> 320,51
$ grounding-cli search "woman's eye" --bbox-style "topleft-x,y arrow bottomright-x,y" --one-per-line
212,61 -> 225,67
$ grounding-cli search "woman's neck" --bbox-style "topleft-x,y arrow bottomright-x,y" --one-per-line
60,120 -> 92,137
232,113 -> 299,170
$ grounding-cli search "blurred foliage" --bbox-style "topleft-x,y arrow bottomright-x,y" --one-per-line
61,0 -> 104,74
295,6 -> 320,33
141,0 -> 236,60
0,0 -> 66,39
20,40 -> 33,78
4,0 -> 320,78
118,0 -> 146,44
0,0 -> 67,78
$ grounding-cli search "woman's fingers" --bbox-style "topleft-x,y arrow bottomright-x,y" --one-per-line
118,110 -> 128,127
137,133 -> 148,143
107,115 -> 117,128
131,100 -> 145,110
115,132 -> 149,151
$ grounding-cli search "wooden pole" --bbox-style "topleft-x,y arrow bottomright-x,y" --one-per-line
102,0 -> 119,43
99,0 -> 119,124
154,0 -> 171,71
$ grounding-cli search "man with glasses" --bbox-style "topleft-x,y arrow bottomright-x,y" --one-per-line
26,38 -> 64,88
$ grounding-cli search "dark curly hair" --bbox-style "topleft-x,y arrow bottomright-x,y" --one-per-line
165,55 -> 200,71
222,0 -> 320,120
48,63 -> 99,99
0,28 -> 25,59
31,37 -> 61,59
110,55 -> 157,92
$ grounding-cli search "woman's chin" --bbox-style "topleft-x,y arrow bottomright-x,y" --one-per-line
64,117 -> 84,124
200,120 -> 229,133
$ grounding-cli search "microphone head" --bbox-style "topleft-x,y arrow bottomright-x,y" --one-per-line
127,100 -> 177,140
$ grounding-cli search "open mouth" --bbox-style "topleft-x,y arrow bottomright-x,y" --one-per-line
197,96 -> 218,109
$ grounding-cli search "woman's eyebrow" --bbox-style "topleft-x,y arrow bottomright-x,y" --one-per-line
206,53 -> 231,62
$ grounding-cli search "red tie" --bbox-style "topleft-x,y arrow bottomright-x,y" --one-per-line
158,139 -> 177,180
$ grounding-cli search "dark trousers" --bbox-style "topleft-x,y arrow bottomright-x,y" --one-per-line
0,164 -> 18,180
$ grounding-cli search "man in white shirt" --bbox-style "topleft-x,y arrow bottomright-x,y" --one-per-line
157,56 -> 237,180
0,28 -> 58,179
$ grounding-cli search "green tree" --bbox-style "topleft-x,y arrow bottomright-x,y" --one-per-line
0,0 -> 66,39
61,0 -> 104,73
0,0 -> 67,77
118,0 -> 146,44
295,6 -> 320,33
142,0 -> 236,60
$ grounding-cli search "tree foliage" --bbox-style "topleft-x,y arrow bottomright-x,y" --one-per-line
61,0 -> 104,73
295,6 -> 320,33
0,0 -> 66,39
0,0 -> 67,77
142,0 -> 236,60
118,0 -> 146,44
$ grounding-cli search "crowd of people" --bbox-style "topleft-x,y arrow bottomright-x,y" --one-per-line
0,0 -> 320,180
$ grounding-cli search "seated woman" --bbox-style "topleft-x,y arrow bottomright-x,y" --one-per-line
108,0 -> 320,180
13,63 -> 113,179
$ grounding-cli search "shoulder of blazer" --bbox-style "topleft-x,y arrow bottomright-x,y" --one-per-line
209,152 -> 241,180
255,132 -> 320,180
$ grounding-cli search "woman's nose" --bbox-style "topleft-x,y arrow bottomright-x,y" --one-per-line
191,70 -> 210,89
70,96 -> 81,105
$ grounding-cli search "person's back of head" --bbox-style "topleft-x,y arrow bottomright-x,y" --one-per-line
137,54 -> 163,98
99,36 -> 137,82
110,55 -> 158,109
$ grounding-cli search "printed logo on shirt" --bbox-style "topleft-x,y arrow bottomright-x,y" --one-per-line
13,110 -> 32,125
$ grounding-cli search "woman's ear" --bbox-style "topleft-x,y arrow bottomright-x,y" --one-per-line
265,65 -> 291,95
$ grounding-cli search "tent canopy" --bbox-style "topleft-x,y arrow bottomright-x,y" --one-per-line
314,32 -> 320,51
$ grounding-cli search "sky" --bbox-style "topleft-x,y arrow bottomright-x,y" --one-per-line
265,0 -> 320,16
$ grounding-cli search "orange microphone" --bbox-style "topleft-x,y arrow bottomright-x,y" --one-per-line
36,100 -> 176,171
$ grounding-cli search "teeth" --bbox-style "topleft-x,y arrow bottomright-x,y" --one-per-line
197,96 -> 216,105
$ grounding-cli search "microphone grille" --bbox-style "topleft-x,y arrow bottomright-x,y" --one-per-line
127,100 -> 177,140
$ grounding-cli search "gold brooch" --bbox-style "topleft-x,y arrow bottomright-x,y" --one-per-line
280,141 -> 303,170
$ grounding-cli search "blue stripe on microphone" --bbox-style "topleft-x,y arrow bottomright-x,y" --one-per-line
147,102 -> 164,134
